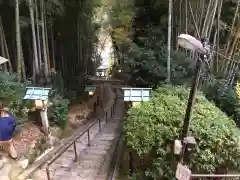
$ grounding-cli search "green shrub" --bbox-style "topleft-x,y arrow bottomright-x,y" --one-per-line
0,72 -> 25,103
9,100 -> 33,123
203,77 -> 240,127
51,72 -> 64,96
49,94 -> 69,129
125,85 -> 240,179
122,27 -> 194,87
0,72 -> 32,123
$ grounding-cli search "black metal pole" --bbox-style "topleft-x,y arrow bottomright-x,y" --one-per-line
129,151 -> 134,177
181,38 -> 208,141
128,102 -> 134,177
181,57 -> 203,141
180,57 -> 203,164
179,37 -> 210,163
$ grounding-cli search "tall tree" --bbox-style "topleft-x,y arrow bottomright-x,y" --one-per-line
41,0 -> 49,79
167,0 -> 172,82
29,0 -> 40,82
15,0 -> 22,81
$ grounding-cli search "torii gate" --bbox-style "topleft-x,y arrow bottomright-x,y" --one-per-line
87,76 -> 124,108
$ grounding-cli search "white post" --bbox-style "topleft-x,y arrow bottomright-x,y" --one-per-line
35,100 -> 49,135
40,108 -> 49,135
40,100 -> 49,135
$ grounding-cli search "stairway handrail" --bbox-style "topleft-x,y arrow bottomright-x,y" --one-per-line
45,89 -> 117,180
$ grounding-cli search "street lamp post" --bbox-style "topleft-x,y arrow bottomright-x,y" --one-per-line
176,36 -> 240,180
177,35 -> 209,163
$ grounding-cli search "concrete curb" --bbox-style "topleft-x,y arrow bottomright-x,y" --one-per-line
17,85 -> 116,180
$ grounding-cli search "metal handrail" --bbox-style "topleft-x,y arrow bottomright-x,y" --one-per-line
107,132 -> 124,180
45,93 -> 117,180
107,103 -> 125,180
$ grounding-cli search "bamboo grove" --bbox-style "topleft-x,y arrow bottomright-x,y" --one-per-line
0,0 -> 101,91
175,0 -> 240,85
107,0 -> 240,87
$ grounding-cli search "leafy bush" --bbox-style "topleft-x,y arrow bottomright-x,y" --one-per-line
48,94 -> 69,129
0,72 -> 32,123
0,72 -> 25,103
51,72 -> 65,96
120,27 -> 194,87
9,100 -> 32,123
125,85 -> 240,179
203,77 -> 240,127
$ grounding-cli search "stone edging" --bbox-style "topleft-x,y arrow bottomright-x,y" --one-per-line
17,85 -> 116,180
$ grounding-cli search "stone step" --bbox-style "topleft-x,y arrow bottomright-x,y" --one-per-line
31,99 -> 123,180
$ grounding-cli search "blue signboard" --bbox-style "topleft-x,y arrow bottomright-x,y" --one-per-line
122,88 -> 152,102
23,87 -> 51,100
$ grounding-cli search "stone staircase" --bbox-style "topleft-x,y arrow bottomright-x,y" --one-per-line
30,90 -> 124,180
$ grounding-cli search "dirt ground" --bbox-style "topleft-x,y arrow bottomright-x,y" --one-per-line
12,123 -> 45,157
0,85 -> 109,161
0,101 -> 93,159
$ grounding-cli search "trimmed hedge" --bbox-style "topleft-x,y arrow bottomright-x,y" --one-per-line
125,85 -> 240,179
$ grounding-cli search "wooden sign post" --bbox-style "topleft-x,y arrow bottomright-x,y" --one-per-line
23,87 -> 51,136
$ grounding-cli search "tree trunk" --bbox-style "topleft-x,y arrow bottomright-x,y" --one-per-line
15,0 -> 22,81
215,0 -> 223,73
29,0 -> 40,78
201,0 -> 213,37
167,0 -> 172,82
0,17 -> 13,73
35,0 -> 42,66
44,5 -> 50,70
41,0 -> 49,79
50,19 -> 55,69
0,19 -> 7,71
27,33 -> 35,79
225,0 -> 240,56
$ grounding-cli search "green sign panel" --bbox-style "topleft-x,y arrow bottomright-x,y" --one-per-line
85,86 -> 96,92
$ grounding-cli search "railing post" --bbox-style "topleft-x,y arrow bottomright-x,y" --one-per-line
98,118 -> 101,132
113,102 -> 115,112
46,166 -> 51,180
73,141 -> 78,162
129,152 -> 134,177
106,111 -> 108,123
87,129 -> 90,146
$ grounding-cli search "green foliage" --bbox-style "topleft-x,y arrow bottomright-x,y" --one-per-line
51,72 -> 65,96
0,72 -> 32,123
0,72 -> 25,103
203,77 -> 240,127
122,28 -> 194,87
49,94 -> 69,129
9,100 -> 32,123
125,85 -> 240,179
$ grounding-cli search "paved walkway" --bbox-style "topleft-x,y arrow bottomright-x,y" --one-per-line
31,90 -> 123,180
